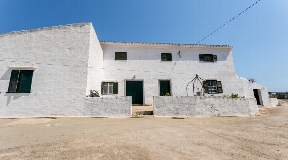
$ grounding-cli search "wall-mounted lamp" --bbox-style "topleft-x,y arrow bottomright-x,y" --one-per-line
178,51 -> 182,58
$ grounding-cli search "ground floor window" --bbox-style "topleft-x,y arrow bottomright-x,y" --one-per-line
101,82 -> 118,95
203,80 -> 223,94
159,80 -> 171,96
7,70 -> 34,93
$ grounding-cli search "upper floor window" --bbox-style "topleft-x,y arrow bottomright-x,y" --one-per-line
203,80 -> 223,94
115,52 -> 127,60
161,53 -> 172,61
199,54 -> 217,62
7,70 -> 34,93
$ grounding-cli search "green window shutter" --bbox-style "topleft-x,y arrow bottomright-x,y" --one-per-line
8,70 -> 20,92
199,54 -> 204,61
217,81 -> 223,93
203,81 -> 208,93
17,70 -> 34,93
113,82 -> 118,94
101,82 -> 103,94
213,55 -> 217,62
167,53 -> 172,61
161,53 -> 172,61
161,53 -> 167,61
115,52 -> 127,60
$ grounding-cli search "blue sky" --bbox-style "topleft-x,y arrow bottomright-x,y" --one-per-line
0,0 -> 287,92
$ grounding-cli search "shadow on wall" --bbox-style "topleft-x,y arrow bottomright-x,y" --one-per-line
5,93 -> 30,107
0,69 -> 11,80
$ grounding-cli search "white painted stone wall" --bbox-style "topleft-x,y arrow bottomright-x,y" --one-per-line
101,42 -> 235,104
153,96 -> 259,116
101,42 -> 271,107
85,96 -> 131,117
0,23 -> 126,118
86,25 -> 103,96
231,76 -> 271,107
269,98 -> 278,107
0,96 -> 131,118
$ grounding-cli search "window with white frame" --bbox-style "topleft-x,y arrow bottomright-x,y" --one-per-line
101,82 -> 118,95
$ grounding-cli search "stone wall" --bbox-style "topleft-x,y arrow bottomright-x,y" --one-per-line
153,96 -> 258,117
0,23 -> 105,118
85,96 -> 132,117
269,98 -> 278,107
101,42 -> 234,104
0,96 -> 131,118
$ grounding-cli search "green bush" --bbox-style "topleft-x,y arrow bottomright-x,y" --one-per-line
165,93 -> 171,96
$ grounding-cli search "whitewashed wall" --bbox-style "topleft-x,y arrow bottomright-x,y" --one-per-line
101,42 -> 235,104
269,98 -> 278,107
0,23 -> 124,118
86,26 -> 103,96
101,42 -> 271,107
85,96 -> 132,117
153,96 -> 259,116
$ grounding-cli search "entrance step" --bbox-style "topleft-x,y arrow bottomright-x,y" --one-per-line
132,105 -> 153,116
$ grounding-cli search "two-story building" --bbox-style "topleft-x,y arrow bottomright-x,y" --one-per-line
0,22 -> 276,117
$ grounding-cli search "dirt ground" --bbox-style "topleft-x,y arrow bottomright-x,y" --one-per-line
0,100 -> 287,160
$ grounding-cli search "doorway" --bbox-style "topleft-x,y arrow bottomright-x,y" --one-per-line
126,81 -> 143,105
253,89 -> 263,105
159,80 -> 171,96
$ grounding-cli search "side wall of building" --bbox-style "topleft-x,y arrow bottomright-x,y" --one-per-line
0,24 -> 91,117
86,25 -> 103,96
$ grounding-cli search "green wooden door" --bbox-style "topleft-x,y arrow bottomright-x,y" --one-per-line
126,81 -> 143,105
160,80 -> 170,96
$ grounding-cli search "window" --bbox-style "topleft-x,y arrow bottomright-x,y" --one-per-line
115,52 -> 127,60
199,54 -> 217,62
161,53 -> 172,61
101,82 -> 118,95
203,80 -> 223,94
159,80 -> 171,96
7,70 -> 34,93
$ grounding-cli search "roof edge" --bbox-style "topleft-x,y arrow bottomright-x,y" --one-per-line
0,22 -> 92,37
100,41 -> 232,49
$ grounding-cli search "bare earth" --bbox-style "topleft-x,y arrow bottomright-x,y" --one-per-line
0,100 -> 287,160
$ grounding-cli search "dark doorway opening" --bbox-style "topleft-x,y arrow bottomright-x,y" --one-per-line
160,80 -> 171,96
253,89 -> 262,105
126,81 -> 143,105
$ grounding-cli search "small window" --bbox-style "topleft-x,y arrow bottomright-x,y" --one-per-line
101,82 -> 118,95
199,54 -> 217,62
159,80 -> 171,96
7,70 -> 34,93
115,52 -> 127,60
161,53 -> 172,61
203,80 -> 223,94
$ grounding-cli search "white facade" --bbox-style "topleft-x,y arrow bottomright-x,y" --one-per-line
0,23 -> 130,117
0,22 -> 276,118
100,42 -> 271,107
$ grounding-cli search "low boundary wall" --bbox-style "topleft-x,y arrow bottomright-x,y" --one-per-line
0,96 -> 132,118
85,96 -> 132,117
153,96 -> 258,117
269,98 -> 278,107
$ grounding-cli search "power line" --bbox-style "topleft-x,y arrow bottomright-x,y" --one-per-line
181,0 -> 261,54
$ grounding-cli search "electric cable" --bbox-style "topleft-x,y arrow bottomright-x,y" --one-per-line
181,0 -> 261,54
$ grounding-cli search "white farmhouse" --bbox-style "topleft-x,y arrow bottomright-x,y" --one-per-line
0,22 -> 277,118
